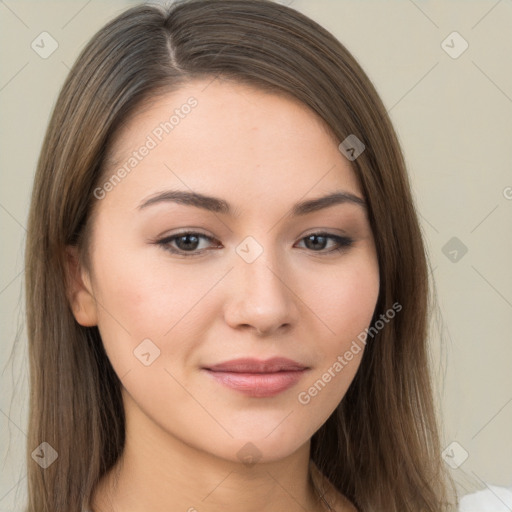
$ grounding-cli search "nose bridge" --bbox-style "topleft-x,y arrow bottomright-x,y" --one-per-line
240,247 -> 285,298
225,238 -> 298,334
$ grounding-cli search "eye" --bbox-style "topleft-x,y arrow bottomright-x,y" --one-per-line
156,231 -> 220,257
295,233 -> 354,254
154,231 -> 354,257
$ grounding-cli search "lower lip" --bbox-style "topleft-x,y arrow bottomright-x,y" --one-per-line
203,369 -> 308,398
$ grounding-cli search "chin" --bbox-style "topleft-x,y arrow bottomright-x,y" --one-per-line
214,436 -> 307,466
190,417 -> 312,465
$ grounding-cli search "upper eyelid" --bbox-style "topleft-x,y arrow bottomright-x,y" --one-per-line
158,229 -> 215,242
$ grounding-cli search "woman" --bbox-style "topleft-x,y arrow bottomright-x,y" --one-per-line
25,0 -> 456,510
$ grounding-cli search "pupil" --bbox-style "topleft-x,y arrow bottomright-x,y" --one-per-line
178,234 -> 199,251
306,235 -> 326,250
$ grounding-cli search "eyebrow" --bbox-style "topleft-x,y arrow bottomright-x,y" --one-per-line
137,189 -> 367,216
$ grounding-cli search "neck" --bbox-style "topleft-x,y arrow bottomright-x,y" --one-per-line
90,391 -> 326,512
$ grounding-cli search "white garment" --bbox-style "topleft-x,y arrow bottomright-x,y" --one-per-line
459,485 -> 512,511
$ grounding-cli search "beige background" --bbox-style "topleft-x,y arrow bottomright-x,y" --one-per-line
1,0 -> 511,509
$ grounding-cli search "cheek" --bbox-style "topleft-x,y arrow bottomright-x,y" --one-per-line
89,236 -> 233,380
88,236 -> 202,368
291,269 -> 375,443
314,255 -> 380,348
297,254 -> 379,404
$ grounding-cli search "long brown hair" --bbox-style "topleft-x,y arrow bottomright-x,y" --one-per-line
25,1 -> 456,510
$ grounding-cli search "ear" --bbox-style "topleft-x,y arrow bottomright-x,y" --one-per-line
64,246 -> 98,327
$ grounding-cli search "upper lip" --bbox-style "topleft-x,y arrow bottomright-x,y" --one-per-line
204,357 -> 308,373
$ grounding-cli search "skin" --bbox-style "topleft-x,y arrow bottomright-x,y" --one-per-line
67,78 -> 380,512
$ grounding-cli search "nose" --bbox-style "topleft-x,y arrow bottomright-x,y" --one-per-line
223,249 -> 300,337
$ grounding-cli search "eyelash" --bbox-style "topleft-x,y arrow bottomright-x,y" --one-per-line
155,230 -> 354,258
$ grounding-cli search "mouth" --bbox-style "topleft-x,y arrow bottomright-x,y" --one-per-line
202,357 -> 310,398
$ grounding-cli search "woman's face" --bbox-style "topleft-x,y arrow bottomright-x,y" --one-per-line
73,78 -> 380,463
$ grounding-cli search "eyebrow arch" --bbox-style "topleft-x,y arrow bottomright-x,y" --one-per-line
137,189 -> 367,216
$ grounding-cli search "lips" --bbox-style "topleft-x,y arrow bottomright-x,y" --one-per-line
206,357 -> 307,373
202,357 -> 309,398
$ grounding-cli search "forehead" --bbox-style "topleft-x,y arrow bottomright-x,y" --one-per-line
101,78 -> 363,212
